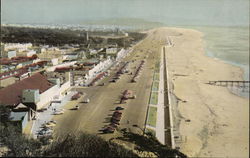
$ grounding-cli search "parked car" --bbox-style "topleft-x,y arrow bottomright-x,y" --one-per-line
115,106 -> 124,110
132,95 -> 136,99
83,98 -> 90,103
131,79 -> 137,83
75,105 -> 79,110
99,83 -> 105,86
50,120 -> 57,124
52,100 -> 61,103
109,79 -> 116,83
109,123 -> 118,128
111,116 -> 121,121
114,111 -> 122,114
111,119 -> 120,125
103,126 -> 115,133
54,111 -> 64,115
45,122 -> 56,127
112,112 -> 122,116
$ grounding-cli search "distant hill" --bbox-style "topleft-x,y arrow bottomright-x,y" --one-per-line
81,18 -> 165,29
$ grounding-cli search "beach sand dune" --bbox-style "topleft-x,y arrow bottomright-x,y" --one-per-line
147,27 -> 249,157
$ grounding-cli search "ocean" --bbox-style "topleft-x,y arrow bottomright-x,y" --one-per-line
185,26 -> 249,98
190,26 -> 249,80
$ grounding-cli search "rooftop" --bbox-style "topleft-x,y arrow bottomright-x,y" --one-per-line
0,73 -> 54,106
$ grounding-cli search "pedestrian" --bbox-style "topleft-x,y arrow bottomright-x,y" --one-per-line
127,120 -> 129,124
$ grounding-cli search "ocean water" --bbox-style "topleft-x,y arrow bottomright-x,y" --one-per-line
186,26 -> 249,98
191,26 -> 249,81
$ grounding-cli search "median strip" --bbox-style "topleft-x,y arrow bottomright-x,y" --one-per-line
146,107 -> 157,127
149,92 -> 158,105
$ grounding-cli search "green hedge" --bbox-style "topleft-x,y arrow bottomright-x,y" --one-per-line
146,107 -> 157,127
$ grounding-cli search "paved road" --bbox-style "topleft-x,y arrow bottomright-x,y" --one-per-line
53,33 -> 162,141
31,91 -> 76,138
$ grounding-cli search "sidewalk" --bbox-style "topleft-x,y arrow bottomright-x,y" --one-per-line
155,49 -> 166,145
30,91 -> 77,138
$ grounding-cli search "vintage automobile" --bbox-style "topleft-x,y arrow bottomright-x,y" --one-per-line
83,98 -> 90,103
103,126 -> 115,133
115,106 -> 124,110
75,105 -> 79,110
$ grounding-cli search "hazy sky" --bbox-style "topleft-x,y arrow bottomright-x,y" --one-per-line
1,0 -> 249,26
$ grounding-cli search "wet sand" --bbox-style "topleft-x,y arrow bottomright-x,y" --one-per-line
151,27 -> 249,157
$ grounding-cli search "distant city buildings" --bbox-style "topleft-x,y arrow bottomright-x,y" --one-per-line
3,43 -> 32,51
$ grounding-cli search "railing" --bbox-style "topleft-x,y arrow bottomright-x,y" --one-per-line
208,81 -> 250,87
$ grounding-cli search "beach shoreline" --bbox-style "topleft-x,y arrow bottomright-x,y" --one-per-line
152,27 -> 249,157
201,33 -> 249,99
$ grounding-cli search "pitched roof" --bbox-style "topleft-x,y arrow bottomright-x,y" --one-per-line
0,73 -> 53,106
14,103 -> 28,109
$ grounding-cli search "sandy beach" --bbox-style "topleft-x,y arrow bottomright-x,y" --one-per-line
51,27 -> 248,157
149,27 -> 249,157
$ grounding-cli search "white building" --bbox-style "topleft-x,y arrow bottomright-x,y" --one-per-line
106,48 -> 118,55
4,43 -> 32,51
116,48 -> 131,61
84,57 -> 113,83
21,74 -> 71,110
51,58 -> 59,66
39,48 -> 46,53
0,72 -> 71,111
7,50 -> 17,59
27,50 -> 36,57
17,48 -> 27,53
63,54 -> 78,61
90,49 -> 98,55
47,47 -> 60,51
46,61 -> 77,72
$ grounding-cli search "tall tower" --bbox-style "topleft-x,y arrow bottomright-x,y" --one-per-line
86,32 -> 89,42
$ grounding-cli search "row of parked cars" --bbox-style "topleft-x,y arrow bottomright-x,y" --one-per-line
131,60 -> 145,83
37,120 -> 57,144
102,106 -> 124,133
110,62 -> 130,83
37,121 -> 56,144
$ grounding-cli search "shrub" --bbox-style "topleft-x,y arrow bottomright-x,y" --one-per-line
43,132 -> 138,157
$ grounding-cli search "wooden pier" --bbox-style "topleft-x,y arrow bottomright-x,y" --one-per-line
208,80 -> 250,88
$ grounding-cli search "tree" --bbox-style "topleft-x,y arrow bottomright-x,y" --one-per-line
0,126 -> 138,157
0,123 -> 42,157
0,105 -> 11,125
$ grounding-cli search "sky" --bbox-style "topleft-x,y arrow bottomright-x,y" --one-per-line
1,0 -> 249,26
